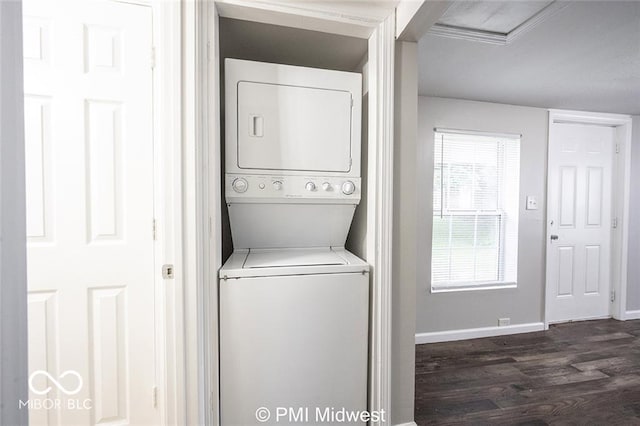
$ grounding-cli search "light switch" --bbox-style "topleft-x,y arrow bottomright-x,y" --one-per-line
526,196 -> 538,210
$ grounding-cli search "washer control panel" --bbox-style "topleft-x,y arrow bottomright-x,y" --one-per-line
226,174 -> 361,202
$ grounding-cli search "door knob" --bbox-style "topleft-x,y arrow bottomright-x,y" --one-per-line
550,235 -> 559,241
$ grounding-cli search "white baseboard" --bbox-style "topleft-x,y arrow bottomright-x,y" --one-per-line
625,310 -> 640,320
393,422 -> 417,426
415,322 -> 545,344
548,314 -> 611,325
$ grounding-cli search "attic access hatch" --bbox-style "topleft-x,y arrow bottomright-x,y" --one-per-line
428,0 -> 570,45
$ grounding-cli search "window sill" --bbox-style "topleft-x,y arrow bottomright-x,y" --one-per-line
430,282 -> 517,293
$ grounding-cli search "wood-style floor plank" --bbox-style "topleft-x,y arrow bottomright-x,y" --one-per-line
415,319 -> 640,425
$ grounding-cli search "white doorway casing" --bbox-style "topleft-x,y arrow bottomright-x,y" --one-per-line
179,1 -> 397,425
545,110 -> 633,327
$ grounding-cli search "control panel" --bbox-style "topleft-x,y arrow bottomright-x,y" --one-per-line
226,174 -> 361,203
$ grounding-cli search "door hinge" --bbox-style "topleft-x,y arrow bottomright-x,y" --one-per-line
613,218 -> 618,229
616,143 -> 620,154
611,289 -> 616,303
150,46 -> 156,69
153,219 -> 157,240
152,386 -> 157,408
162,264 -> 174,279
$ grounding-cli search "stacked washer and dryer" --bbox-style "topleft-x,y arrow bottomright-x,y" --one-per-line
220,59 -> 369,425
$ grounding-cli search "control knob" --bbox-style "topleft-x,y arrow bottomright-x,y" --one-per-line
232,178 -> 248,193
341,181 -> 356,195
272,181 -> 283,190
305,182 -> 316,191
322,182 -> 332,191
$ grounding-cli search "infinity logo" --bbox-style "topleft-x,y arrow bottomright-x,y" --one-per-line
29,370 -> 83,396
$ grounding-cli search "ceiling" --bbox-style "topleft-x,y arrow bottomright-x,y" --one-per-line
418,1 -> 640,115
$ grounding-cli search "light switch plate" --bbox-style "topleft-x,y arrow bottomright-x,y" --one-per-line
526,196 -> 538,210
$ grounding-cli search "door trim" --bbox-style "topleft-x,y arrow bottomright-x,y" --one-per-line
545,109 -> 633,328
149,1 -> 185,424
366,14 -> 395,425
198,2 -> 396,425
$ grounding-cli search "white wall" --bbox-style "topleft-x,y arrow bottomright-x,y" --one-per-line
0,1 -> 29,423
391,41 -> 417,425
415,97 -> 548,333
627,116 -> 640,312
345,61 -> 369,259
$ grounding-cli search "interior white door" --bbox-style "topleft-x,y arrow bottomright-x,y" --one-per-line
23,0 -> 159,424
546,122 -> 616,323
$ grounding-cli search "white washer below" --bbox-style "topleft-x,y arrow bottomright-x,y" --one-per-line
219,247 -> 369,426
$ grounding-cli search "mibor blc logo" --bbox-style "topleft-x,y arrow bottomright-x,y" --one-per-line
18,370 -> 92,411
29,370 -> 83,395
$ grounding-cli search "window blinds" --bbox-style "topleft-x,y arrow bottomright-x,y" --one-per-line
432,130 -> 521,291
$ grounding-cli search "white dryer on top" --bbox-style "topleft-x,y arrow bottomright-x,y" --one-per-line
225,58 -> 362,178
224,58 -> 363,249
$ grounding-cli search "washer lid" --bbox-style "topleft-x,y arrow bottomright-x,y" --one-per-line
244,247 -> 347,269
219,248 -> 369,279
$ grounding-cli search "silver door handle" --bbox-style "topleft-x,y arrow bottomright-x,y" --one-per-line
550,235 -> 559,241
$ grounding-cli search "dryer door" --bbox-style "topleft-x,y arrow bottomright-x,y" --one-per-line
237,81 -> 353,173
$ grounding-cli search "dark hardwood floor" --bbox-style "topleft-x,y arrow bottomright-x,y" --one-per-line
415,319 -> 640,425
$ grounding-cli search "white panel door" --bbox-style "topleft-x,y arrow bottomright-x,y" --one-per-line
23,0 -> 159,424
546,122 -> 615,323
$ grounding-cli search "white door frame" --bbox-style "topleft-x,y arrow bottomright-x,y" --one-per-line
124,0 -> 192,423
149,1 -> 187,425
545,109 -> 633,328
176,1 -> 396,424
154,1 -> 221,423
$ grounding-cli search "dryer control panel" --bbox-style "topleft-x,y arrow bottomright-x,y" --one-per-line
226,174 -> 361,203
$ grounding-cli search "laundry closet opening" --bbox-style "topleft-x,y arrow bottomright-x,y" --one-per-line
217,17 -> 374,424
218,17 -> 370,261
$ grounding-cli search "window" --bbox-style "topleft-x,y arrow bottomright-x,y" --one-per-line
431,129 -> 521,292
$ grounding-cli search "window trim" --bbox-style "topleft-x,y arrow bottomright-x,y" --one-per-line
431,281 -> 517,293
434,127 -> 522,140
